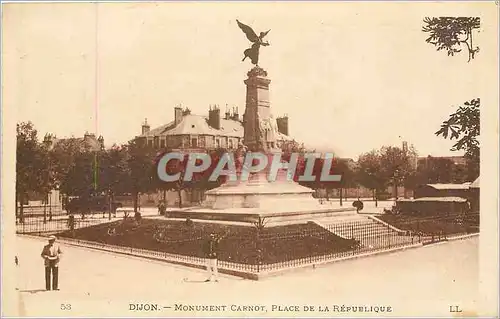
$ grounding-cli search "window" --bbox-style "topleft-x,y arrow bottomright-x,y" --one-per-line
160,139 -> 165,148
229,139 -> 234,149
148,140 -> 153,147
191,138 -> 198,147
216,139 -> 220,148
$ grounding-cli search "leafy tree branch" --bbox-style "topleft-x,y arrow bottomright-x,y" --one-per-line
423,17 -> 480,62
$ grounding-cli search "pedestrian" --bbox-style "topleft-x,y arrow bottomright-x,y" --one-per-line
40,235 -> 62,291
203,233 -> 221,282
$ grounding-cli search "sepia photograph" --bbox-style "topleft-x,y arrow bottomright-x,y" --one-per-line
1,1 -> 499,317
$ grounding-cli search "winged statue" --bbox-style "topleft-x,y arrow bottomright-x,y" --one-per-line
236,20 -> 270,66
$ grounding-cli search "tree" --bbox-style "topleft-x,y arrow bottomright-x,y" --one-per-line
99,145 -> 129,217
423,17 -> 480,62
39,141 -> 56,222
155,148 -> 229,208
61,151 -> 97,200
435,98 -> 480,180
379,145 -> 418,199
336,159 -> 357,204
356,150 -> 386,207
16,122 -> 48,223
319,158 -> 355,205
49,137 -> 87,188
127,139 -> 157,212
423,17 -> 481,181
416,156 -> 455,184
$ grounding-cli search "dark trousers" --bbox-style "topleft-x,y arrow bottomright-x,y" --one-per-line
45,266 -> 58,290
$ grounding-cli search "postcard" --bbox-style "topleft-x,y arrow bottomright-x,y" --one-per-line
1,1 -> 498,317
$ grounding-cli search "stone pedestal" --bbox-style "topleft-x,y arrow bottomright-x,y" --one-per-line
243,67 -> 278,152
167,67 -> 357,225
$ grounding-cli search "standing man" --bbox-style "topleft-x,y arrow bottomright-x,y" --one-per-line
203,233 -> 221,282
40,235 -> 62,291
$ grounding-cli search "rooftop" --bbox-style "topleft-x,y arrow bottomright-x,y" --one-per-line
470,176 -> 480,189
424,183 -> 471,190
398,197 -> 468,202
138,113 -> 294,141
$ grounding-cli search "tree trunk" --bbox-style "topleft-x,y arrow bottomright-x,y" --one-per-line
133,191 -> 139,213
48,193 -> 53,221
339,187 -> 343,206
344,188 -> 348,201
325,189 -> 330,201
163,189 -> 167,202
375,189 -> 378,207
177,188 -> 183,208
109,191 -> 112,220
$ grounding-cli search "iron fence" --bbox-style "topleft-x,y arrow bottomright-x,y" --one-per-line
16,205 -> 65,220
16,217 -> 115,235
17,212 -> 479,274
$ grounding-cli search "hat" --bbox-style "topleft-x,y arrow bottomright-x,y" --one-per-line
210,233 -> 215,237
48,235 -> 56,241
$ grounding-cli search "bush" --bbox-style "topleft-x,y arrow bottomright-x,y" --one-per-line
352,200 -> 364,212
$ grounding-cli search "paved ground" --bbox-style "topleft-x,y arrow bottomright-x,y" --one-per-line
11,235 -> 479,317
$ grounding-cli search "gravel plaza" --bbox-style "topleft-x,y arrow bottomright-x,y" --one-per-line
13,235 -> 478,317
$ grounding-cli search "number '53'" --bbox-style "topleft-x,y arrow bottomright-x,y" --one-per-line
60,304 -> 72,310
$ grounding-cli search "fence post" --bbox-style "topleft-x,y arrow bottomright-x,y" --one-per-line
256,229 -> 261,273
387,224 -> 391,249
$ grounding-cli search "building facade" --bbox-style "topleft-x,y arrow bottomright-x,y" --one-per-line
135,105 -> 294,151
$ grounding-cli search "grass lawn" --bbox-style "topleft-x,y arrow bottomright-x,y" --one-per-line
56,218 -> 358,264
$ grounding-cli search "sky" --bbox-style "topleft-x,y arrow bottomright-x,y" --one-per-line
3,2 -> 496,159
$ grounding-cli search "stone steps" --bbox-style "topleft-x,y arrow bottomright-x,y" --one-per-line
312,215 -> 404,244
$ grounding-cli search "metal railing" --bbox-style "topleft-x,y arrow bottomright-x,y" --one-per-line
16,212 -> 479,274
16,217 -> 114,235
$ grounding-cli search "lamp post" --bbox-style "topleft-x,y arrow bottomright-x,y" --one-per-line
43,191 -> 47,224
49,191 -> 52,221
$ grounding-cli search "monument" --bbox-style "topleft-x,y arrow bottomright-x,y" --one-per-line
169,20 -> 357,225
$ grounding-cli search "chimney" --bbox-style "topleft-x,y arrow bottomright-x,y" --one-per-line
225,105 -> 231,120
98,135 -> 105,149
208,105 -> 221,130
43,133 -> 53,147
174,106 -> 183,125
83,131 -> 95,141
231,106 -> 240,121
141,118 -> 150,135
402,141 -> 408,152
276,115 -> 289,136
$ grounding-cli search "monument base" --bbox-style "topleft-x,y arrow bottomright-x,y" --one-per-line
167,206 -> 358,226
168,173 -> 358,226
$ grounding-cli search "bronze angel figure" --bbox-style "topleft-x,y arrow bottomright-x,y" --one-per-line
236,20 -> 270,66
